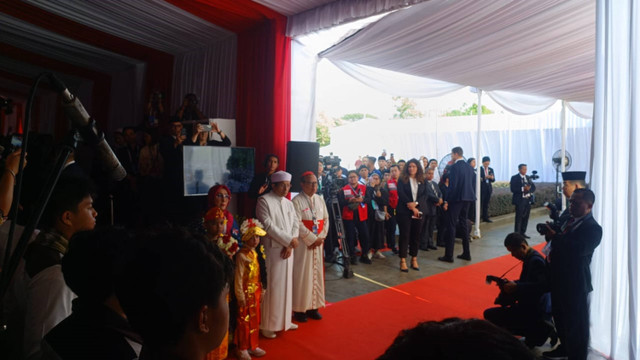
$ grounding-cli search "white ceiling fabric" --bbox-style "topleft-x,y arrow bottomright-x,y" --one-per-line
320,0 -> 596,103
25,0 -> 234,55
283,0 -> 428,37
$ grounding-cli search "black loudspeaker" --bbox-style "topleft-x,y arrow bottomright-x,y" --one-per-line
286,141 -> 319,193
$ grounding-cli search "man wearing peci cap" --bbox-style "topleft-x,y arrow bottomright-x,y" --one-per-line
256,171 -> 300,338
480,156 -> 495,222
557,171 -> 587,225
291,172 -> 329,323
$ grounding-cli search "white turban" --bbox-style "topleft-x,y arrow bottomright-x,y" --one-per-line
271,171 -> 292,183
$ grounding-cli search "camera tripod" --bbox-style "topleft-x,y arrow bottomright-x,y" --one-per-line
324,180 -> 353,279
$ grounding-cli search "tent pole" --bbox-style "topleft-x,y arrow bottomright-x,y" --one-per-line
561,100 -> 567,211
473,89 -> 482,238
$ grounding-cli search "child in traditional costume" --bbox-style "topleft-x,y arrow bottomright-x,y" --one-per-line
235,219 -> 267,360
203,207 -> 239,360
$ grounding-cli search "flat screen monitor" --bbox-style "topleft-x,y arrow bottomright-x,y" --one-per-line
183,146 -> 255,196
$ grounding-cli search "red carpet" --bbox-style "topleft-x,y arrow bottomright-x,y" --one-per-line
253,251 -> 526,359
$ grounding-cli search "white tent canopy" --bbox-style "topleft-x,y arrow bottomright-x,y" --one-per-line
319,0 -> 595,103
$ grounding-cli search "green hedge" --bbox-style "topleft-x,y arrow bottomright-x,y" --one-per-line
487,182 -> 558,217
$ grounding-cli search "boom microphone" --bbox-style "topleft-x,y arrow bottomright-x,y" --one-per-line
47,74 -> 127,181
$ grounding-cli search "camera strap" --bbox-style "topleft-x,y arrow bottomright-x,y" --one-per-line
499,261 -> 522,279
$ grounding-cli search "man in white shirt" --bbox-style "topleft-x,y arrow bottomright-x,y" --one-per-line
22,176 -> 98,359
291,172 -> 329,323
256,171 -> 299,338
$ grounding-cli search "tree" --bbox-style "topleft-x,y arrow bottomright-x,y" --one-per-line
392,96 -> 423,119
444,102 -> 494,116
316,122 -> 330,146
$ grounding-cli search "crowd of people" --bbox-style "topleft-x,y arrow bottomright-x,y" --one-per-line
317,147 -> 492,272
0,91 -> 601,360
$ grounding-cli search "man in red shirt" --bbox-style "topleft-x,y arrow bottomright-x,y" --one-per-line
338,171 -> 371,265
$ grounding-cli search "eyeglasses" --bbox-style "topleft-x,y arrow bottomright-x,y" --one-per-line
216,194 -> 231,199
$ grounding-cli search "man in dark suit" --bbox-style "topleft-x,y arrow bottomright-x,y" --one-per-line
510,164 -> 536,238
420,167 -> 443,250
543,189 -> 602,360
480,156 -> 495,222
438,147 -> 475,263
484,233 -> 553,348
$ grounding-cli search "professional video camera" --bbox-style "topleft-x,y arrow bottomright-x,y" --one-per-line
485,275 -> 516,306
529,170 -> 539,181
321,153 -> 345,195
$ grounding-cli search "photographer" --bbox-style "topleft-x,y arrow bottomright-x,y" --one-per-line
483,233 -> 554,348
338,170 -> 371,265
510,164 -> 536,238
185,122 -> 230,147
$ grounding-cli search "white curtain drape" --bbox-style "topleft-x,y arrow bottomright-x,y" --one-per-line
329,60 -> 464,98
320,59 -> 592,118
589,1 -> 639,359
171,37 -> 237,119
321,110 -> 592,183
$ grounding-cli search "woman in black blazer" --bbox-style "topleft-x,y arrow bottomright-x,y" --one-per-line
396,158 -> 427,272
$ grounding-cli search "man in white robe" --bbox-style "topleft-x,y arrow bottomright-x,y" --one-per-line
256,171 -> 299,338
291,172 -> 328,323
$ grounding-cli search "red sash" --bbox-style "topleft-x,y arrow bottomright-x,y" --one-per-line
302,219 -> 324,234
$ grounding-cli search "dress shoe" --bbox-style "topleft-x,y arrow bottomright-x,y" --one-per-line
427,245 -> 438,250
523,234 -> 531,239
293,311 -> 308,323
248,347 -> 266,357
419,246 -> 430,251
400,259 -> 409,272
374,250 -> 386,259
359,256 -> 372,264
410,258 -> 420,271
261,329 -> 276,339
306,309 -> 322,320
542,345 -> 567,359
288,323 -> 298,330
483,218 -> 493,223
350,256 -> 358,265
438,256 -> 454,263
457,254 -> 471,261
436,242 -> 445,247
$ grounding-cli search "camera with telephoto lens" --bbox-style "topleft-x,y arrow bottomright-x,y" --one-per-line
536,200 -> 563,236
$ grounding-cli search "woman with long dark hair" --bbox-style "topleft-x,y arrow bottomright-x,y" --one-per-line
396,158 -> 427,272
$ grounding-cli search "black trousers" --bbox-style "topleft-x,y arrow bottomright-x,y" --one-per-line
444,201 -> 471,258
484,305 -> 551,347
419,214 -> 437,248
436,207 -> 446,246
397,213 -> 422,258
481,184 -> 492,219
514,198 -> 531,234
343,212 -> 370,258
367,216 -> 385,251
385,208 -> 397,250
552,290 -> 590,360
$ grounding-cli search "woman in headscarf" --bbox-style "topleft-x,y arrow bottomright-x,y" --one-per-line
207,184 -> 240,241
